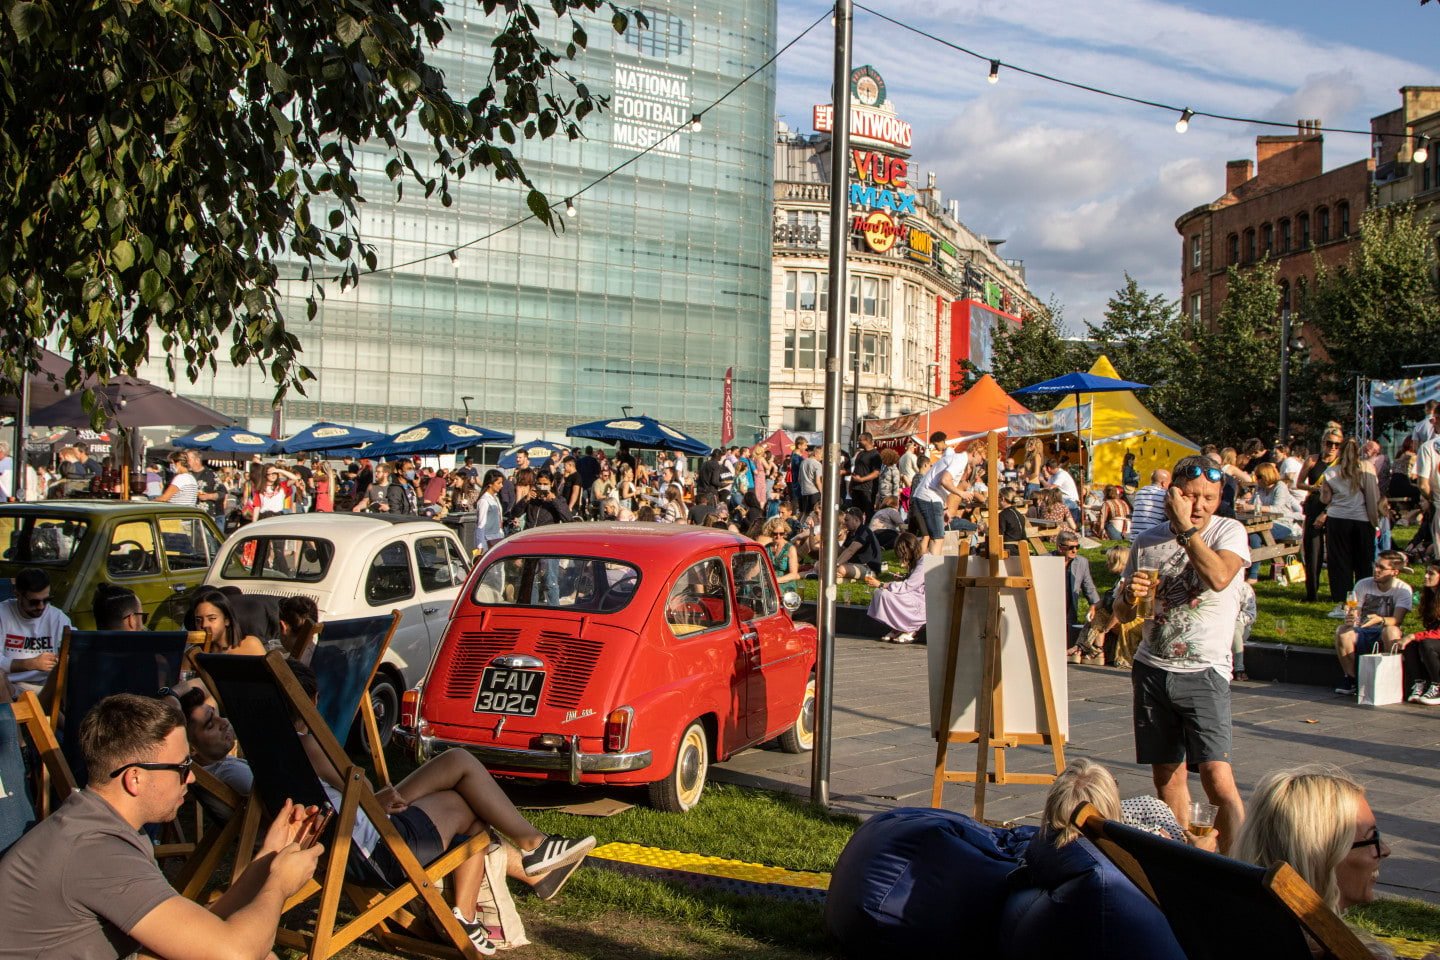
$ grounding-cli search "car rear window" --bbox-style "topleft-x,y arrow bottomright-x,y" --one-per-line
473,556 -> 640,613
0,516 -> 89,566
220,536 -> 333,583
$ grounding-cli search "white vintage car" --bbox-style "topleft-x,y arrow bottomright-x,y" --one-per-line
204,513 -> 471,741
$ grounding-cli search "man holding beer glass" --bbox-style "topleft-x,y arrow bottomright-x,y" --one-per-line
1113,455 -> 1251,853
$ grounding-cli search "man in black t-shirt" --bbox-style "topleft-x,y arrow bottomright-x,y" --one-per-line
849,432 -> 882,522
186,451 -> 225,520
835,507 -> 883,580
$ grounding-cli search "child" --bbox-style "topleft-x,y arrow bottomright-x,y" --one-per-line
1086,545 -> 1144,667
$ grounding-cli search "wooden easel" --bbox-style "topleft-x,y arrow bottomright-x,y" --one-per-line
930,430 -> 1067,820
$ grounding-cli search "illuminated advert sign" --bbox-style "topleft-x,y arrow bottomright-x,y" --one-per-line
813,104 -> 914,151
848,148 -> 916,215
852,211 -> 907,253
612,65 -> 692,156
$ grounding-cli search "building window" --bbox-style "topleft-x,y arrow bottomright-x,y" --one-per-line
1243,228 -> 1256,264
1279,219 -> 1291,254
1262,223 -> 1274,258
1317,206 -> 1330,244
784,270 -> 828,313
1191,234 -> 1202,270
1280,279 -> 1291,315
1227,234 -> 1239,266
783,329 -> 795,369
784,407 -> 820,432
1426,161 -> 1433,192
848,275 -> 889,318
848,330 -> 891,376
1298,213 -> 1310,249
1337,202 -> 1350,237
1190,292 -> 1202,319
623,9 -> 689,57
1296,276 -> 1308,312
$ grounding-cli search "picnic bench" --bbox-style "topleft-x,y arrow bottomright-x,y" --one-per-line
1024,518 -> 1062,556
1241,514 -> 1301,565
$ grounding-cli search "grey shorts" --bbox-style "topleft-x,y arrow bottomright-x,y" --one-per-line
1132,660 -> 1232,767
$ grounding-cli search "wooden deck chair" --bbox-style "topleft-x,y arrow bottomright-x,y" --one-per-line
1072,803 -> 1372,960
0,691 -> 77,853
309,611 -> 401,788
194,650 -> 491,960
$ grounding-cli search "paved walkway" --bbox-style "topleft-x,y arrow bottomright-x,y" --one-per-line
713,635 -> 1440,905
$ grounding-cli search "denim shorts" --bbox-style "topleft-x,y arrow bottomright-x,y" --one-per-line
1132,660 -> 1233,766
912,498 -> 946,539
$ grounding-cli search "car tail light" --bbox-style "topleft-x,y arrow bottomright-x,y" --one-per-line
604,707 -> 633,753
400,686 -> 423,729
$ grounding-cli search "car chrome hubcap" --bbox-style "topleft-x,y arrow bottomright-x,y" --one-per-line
677,729 -> 706,806
799,682 -> 815,746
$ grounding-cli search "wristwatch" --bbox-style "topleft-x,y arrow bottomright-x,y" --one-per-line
1176,526 -> 1200,547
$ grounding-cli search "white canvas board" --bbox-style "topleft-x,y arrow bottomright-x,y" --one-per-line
925,554 -> 1069,739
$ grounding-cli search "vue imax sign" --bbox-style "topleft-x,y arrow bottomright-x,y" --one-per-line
849,149 -> 916,214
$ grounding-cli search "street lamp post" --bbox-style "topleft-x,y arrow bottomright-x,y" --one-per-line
459,395 -> 474,424
1278,310 -> 1290,443
812,0 -> 853,810
851,346 -> 862,449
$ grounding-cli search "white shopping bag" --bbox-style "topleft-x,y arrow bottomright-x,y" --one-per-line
1358,644 -> 1404,707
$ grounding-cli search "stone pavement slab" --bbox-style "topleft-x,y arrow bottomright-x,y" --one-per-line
713,635 -> 1440,904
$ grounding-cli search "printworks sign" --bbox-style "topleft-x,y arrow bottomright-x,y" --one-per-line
813,67 -> 912,152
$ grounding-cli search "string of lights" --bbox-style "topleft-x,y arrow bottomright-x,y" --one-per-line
281,8 -> 830,283
852,1 -> 1427,151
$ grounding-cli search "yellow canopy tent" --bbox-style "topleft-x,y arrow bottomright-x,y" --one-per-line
1070,355 -> 1198,486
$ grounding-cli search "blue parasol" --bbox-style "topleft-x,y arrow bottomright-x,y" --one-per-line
1013,372 -> 1149,480
173,427 -> 281,455
363,418 -> 513,459
566,413 -> 711,456
498,440 -> 572,469
279,421 -> 389,454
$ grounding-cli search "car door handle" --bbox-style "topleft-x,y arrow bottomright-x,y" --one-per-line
740,629 -> 758,642
172,583 -> 188,592
423,606 -> 439,615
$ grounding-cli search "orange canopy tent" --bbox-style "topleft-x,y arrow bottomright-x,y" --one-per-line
920,374 -> 1031,439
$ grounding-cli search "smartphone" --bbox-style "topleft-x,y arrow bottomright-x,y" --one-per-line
297,802 -> 334,850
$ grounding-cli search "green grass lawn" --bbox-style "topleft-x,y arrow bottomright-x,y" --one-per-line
795,526 -> 1428,650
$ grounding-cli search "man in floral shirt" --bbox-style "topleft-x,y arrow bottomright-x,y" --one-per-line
1114,455 -> 1250,854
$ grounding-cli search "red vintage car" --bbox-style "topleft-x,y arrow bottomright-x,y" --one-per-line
398,522 -> 817,811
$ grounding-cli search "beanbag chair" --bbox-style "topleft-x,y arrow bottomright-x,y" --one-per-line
999,830 -> 1185,960
825,807 -> 1036,958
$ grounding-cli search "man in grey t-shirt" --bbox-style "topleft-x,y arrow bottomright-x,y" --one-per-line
0,694 -> 320,960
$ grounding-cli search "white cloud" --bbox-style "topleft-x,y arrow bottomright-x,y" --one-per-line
775,0 -> 1440,332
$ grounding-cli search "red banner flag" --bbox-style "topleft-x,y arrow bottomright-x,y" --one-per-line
721,368 -> 734,446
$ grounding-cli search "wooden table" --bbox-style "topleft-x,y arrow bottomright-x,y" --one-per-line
1241,513 -> 1301,565
1025,518 -> 1062,556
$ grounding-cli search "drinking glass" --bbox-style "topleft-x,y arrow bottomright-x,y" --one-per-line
1274,617 -> 1288,639
1188,801 -> 1218,837
1136,568 -> 1159,619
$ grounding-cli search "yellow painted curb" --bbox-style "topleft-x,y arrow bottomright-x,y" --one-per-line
591,841 -> 830,891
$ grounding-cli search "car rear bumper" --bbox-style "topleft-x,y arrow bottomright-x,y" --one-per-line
398,728 -> 652,786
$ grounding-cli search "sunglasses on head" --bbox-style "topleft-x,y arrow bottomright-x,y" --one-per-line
1177,464 -> 1224,483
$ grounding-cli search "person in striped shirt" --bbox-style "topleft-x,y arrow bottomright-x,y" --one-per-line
1128,469 -> 1171,541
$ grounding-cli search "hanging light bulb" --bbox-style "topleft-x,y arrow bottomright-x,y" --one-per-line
1175,108 -> 1194,133
564,198 -> 577,218
987,60 -> 1000,85
690,113 -> 703,133
1414,135 -> 1431,165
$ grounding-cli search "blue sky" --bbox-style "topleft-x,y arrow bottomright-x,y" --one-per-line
771,0 -> 1440,332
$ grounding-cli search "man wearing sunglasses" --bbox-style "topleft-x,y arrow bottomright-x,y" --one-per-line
0,693 -> 322,959
0,567 -> 72,698
1114,455 -> 1251,854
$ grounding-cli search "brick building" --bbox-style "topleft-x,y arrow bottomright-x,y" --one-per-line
1372,86 -> 1440,270
1175,120 -> 1372,334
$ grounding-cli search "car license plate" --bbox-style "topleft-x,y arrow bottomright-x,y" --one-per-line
474,667 -> 545,716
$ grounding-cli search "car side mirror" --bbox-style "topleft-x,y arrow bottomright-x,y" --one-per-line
782,591 -> 802,613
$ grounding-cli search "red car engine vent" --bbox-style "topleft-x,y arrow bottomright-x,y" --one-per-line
442,628 -> 522,701
534,631 -> 604,710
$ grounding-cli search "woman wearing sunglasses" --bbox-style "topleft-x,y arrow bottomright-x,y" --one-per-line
1298,426 -> 1344,604
1237,766 -> 1398,957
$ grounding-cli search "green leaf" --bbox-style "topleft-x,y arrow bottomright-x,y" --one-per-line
265,60 -> 291,93
611,11 -> 627,33
105,197 -> 127,228
393,69 -> 421,96
8,2 -> 45,41
139,269 -> 162,304
525,188 -> 550,221
335,13 -> 362,45
111,239 -> 135,271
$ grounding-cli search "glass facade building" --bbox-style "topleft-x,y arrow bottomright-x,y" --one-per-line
147,1 -> 777,446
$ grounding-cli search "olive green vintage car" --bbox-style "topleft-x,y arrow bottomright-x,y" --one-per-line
0,501 -> 224,629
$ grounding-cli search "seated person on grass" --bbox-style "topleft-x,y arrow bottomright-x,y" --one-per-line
1334,550 -> 1413,697
835,508 -> 884,583
0,693 -> 322,960
286,660 -> 594,955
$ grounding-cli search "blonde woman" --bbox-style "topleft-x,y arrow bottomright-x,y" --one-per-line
1236,766 -> 1393,954
1040,759 -> 1121,848
1321,438 -> 1381,612
757,517 -> 800,585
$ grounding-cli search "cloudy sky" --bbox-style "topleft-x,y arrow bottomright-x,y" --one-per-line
772,0 -> 1440,332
